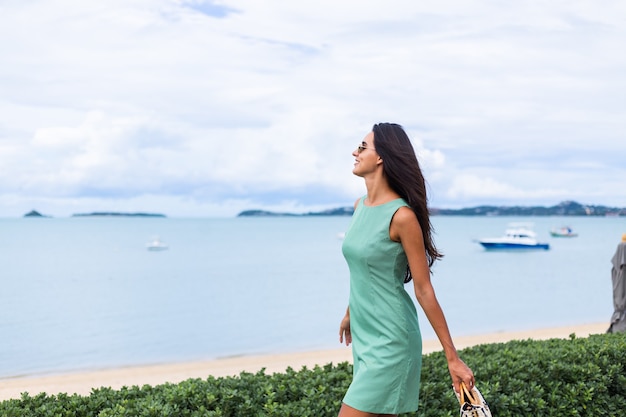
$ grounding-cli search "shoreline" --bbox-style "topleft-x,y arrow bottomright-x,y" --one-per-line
0,322 -> 608,401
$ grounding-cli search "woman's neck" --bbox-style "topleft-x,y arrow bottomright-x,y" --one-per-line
363,176 -> 399,206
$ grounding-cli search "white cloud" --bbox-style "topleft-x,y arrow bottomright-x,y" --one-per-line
1,0 -> 625,216
446,174 -> 529,201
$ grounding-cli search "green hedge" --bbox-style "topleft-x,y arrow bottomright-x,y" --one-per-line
2,332 -> 625,416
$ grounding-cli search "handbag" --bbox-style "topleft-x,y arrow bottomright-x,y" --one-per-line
455,382 -> 492,417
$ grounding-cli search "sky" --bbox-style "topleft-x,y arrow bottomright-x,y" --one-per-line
1,0 -> 625,217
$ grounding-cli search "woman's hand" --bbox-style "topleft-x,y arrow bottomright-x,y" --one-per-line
339,313 -> 352,346
448,357 -> 475,393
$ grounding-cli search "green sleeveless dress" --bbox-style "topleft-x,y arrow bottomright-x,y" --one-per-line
341,196 -> 422,414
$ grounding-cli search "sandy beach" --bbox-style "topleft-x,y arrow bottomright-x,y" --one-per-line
0,322 -> 608,401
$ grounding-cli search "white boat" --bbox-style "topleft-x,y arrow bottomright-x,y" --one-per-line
550,226 -> 578,238
146,237 -> 169,251
477,224 -> 550,250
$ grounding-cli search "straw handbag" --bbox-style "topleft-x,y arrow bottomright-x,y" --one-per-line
455,382 -> 492,417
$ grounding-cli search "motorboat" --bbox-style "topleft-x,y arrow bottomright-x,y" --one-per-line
477,225 -> 550,250
146,237 -> 169,251
550,226 -> 578,238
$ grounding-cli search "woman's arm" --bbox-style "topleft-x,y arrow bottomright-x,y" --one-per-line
339,306 -> 351,346
338,197 -> 360,347
390,206 -> 474,391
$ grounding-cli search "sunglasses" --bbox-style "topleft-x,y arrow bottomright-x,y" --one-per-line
357,145 -> 375,153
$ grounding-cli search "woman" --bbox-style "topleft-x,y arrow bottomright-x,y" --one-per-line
338,123 -> 474,417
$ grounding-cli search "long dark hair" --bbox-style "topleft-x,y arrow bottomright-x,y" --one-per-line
372,122 -> 443,281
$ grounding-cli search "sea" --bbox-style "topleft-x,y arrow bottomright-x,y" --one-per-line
1,215 -> 624,379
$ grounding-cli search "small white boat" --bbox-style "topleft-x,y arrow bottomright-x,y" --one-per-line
477,224 -> 550,250
550,226 -> 578,238
146,237 -> 169,251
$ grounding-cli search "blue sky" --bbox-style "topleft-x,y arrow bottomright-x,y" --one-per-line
1,0 -> 625,217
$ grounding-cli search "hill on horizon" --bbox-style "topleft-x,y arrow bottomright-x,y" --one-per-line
238,200 -> 626,217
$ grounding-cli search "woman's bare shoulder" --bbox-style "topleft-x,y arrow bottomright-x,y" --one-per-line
390,206 -> 422,241
393,205 -> 418,224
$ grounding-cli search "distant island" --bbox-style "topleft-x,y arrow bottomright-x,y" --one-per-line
71,212 -> 167,218
430,200 -> 625,216
238,207 -> 353,217
23,210 -> 50,218
237,200 -> 626,217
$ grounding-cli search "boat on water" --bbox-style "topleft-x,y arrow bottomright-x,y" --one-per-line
477,224 -> 550,250
146,237 -> 169,251
550,226 -> 578,238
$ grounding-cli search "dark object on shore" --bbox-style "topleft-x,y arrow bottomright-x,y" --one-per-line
72,212 -> 166,218
23,210 -> 50,218
608,234 -> 626,333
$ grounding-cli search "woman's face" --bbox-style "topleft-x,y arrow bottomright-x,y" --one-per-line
351,131 -> 380,177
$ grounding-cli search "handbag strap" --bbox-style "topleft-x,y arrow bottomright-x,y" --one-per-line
459,382 -> 479,405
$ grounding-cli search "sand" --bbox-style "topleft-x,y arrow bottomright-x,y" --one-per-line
0,322 -> 608,401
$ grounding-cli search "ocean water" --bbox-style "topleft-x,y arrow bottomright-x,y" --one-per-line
0,215 -> 624,379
